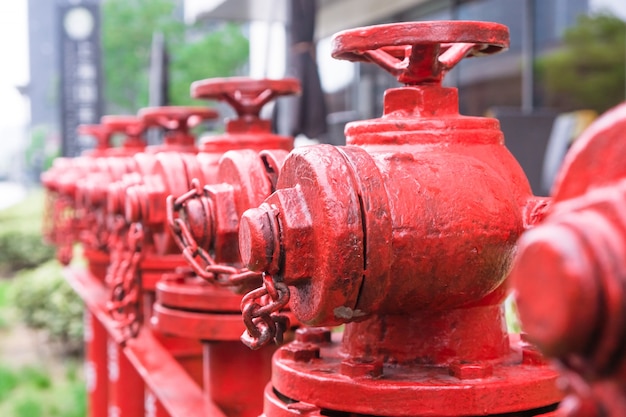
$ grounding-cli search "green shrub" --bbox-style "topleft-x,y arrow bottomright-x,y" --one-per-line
0,230 -> 55,273
12,396 -> 43,417
11,260 -> 83,352
20,366 -> 52,390
0,280 -> 11,330
0,364 -> 19,403
58,377 -> 87,417
0,189 -> 54,275
0,360 -> 86,417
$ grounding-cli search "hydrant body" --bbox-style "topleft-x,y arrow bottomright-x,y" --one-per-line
511,102 -> 626,416
42,122 -> 141,266
239,21 -> 562,416
76,116 -> 147,277
157,77 -> 300,417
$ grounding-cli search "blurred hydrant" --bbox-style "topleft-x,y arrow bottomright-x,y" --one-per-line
104,106 -> 217,417
160,77 -> 300,417
511,102 -> 626,417
106,106 -> 217,339
41,121 -> 139,266
51,117 -> 147,417
76,116 -> 147,278
238,21 -> 563,416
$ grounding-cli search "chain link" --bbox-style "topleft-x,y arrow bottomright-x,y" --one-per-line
79,208 -> 109,251
105,215 -> 127,287
168,178 -> 293,348
167,178 -> 263,290
240,272 -> 291,349
42,190 -> 56,244
54,195 -> 75,265
107,222 -> 144,341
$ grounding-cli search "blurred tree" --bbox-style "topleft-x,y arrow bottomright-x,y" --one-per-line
538,14 -> 626,113
102,0 -> 249,113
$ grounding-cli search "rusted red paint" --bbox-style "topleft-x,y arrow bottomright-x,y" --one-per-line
511,102 -> 626,417
40,120 -> 141,265
240,21 -> 562,416
51,78 -> 301,417
157,78 -> 300,417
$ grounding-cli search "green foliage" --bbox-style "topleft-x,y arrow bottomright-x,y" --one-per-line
0,280 -> 10,309
0,365 -> 19,403
20,366 -> 52,390
0,280 -> 11,330
169,23 -> 250,106
13,397 -> 43,417
504,294 -> 521,334
0,190 -> 54,275
25,125 -> 59,179
0,360 -> 86,417
11,260 -> 83,351
102,0 -> 249,112
538,14 -> 626,113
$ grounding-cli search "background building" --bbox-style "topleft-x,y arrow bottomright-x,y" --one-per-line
188,0 -> 626,194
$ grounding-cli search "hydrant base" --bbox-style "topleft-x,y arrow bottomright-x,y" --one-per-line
270,334 -> 561,417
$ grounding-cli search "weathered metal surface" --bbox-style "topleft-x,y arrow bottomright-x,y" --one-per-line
105,106 -> 217,339
240,21 -> 562,416
76,116 -> 147,256
511,102 -> 626,417
159,77 -> 301,417
41,121 -> 135,265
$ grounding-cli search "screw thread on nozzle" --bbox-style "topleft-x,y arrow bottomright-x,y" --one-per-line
239,204 -> 280,273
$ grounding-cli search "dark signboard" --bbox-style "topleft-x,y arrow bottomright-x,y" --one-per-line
58,3 -> 103,157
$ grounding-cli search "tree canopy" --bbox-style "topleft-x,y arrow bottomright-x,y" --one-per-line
102,0 -> 249,113
539,14 -> 626,113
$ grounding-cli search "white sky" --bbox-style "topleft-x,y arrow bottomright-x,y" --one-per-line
0,0 -> 625,132
0,0 -> 29,129
591,0 -> 626,19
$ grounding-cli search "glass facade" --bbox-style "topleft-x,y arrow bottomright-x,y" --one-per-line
320,0 -> 592,144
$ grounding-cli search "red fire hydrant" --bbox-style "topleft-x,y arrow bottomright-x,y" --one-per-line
42,156 -> 83,265
41,123 -> 125,266
76,116 -> 147,278
238,21 -> 562,416
510,102 -> 626,417
103,106 -> 217,417
51,117 -> 147,417
106,106 -> 217,337
158,77 -> 300,417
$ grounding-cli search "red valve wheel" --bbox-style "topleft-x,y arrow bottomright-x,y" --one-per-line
190,77 -> 300,118
77,124 -> 112,150
138,106 -> 218,131
331,21 -> 509,84
101,115 -> 145,136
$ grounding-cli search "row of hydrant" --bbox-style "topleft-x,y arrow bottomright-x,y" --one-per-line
41,20 -> 626,417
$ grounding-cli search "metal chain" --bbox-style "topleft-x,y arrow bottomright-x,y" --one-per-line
54,195 -> 75,265
240,272 -> 291,349
168,178 -> 292,348
107,222 -> 144,341
105,215 -> 127,287
94,211 -> 111,251
78,203 -> 109,252
166,178 -> 263,290
42,190 -> 56,244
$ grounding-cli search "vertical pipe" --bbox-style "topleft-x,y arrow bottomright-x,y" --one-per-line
85,311 -> 108,417
144,388 -> 170,417
522,0 -> 535,114
204,341 -> 275,417
108,339 -> 144,417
